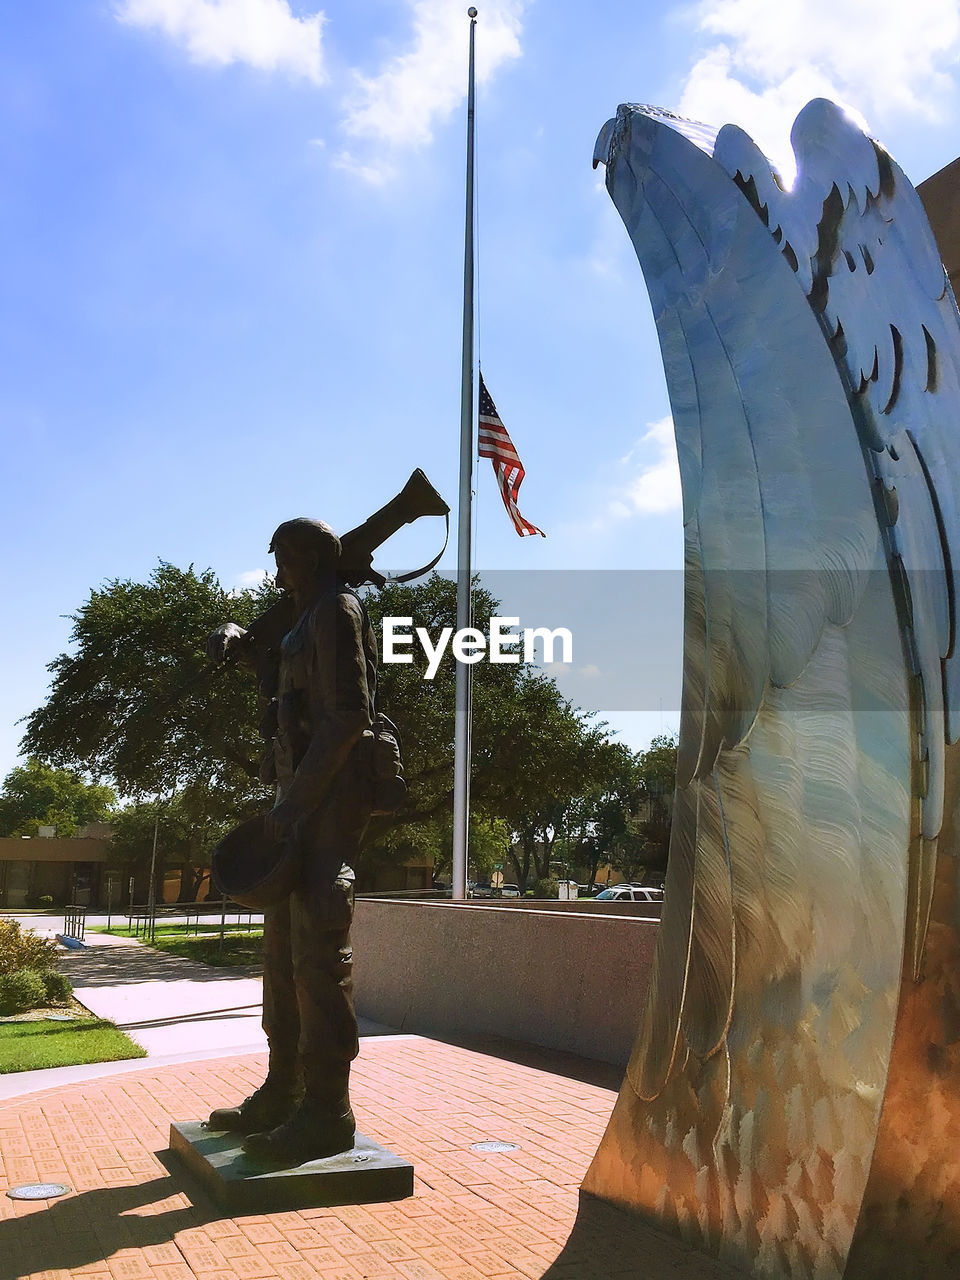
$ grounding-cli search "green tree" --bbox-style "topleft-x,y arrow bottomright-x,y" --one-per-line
427,815 -> 511,886
638,732 -> 680,798
21,562 -> 279,797
110,782 -> 260,904
558,739 -> 638,888
497,697 -> 614,894
556,734 -> 678,889
22,565 -> 628,889
362,575 -> 617,890
0,759 -> 116,838
20,563 -> 277,899
606,733 -> 678,884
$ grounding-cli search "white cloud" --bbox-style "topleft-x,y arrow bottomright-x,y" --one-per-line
677,0 -> 960,179
115,0 -> 327,83
574,416 -> 682,538
342,0 -> 527,148
234,567 -> 269,589
331,149 -> 396,186
619,415 -> 682,516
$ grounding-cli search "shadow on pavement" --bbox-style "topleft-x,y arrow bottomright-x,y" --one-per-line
541,1193 -> 749,1279
415,1029 -> 625,1091
0,1164 -> 224,1277
118,1004 -> 263,1031
2,1161 -> 752,1280
58,945 -> 262,988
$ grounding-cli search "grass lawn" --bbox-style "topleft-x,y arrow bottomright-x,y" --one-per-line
91,925 -> 264,967
90,922 -> 260,938
0,1019 -> 146,1073
149,932 -> 264,966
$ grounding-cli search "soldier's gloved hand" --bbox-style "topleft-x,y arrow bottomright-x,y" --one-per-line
265,798 -> 305,845
206,623 -> 248,664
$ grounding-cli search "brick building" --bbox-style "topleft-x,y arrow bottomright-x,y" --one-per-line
918,157 -> 960,288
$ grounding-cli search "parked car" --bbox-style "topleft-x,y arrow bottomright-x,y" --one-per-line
628,884 -> 665,901
500,883 -> 521,898
595,885 -> 664,904
470,881 -> 494,898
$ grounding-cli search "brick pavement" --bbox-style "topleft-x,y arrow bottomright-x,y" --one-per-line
0,1036 -> 745,1280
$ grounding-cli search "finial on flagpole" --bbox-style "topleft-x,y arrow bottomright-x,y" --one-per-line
468,7 -> 477,17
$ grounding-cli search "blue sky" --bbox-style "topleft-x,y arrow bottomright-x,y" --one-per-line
3,0 -> 960,782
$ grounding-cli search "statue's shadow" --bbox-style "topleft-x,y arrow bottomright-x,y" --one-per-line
540,1193 -> 749,1280
0,1156 -> 221,1277
2,1144 -> 755,1279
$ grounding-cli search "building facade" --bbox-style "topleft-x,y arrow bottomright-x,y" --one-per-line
918,157 -> 960,289
0,826 -> 112,908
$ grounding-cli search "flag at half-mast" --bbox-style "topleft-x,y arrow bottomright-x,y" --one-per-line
478,374 -> 545,537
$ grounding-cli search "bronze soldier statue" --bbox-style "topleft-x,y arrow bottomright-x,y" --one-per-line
203,471 -> 447,1164
207,517 -> 376,1164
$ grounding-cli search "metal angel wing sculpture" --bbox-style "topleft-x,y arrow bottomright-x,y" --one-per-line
587,100 -> 960,1280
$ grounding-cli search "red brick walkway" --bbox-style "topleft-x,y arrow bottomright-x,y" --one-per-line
0,1037 -> 744,1280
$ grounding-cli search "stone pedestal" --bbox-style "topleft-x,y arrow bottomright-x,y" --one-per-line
169,1121 -> 414,1212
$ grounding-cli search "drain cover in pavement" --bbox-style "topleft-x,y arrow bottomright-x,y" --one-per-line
7,1183 -> 72,1201
470,1141 -> 519,1153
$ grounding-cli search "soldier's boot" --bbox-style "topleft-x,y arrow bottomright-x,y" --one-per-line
242,1084 -> 355,1165
207,1072 -> 303,1135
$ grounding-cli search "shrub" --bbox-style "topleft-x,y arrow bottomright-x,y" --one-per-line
0,969 -> 48,1016
38,896 -> 54,908
39,970 -> 72,1003
531,876 -> 559,899
0,921 -> 58,975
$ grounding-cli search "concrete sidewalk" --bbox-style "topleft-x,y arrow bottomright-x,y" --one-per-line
58,935 -> 268,1058
0,924 -> 401,1103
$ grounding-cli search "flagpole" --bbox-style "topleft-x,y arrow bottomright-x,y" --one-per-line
452,6 -> 477,902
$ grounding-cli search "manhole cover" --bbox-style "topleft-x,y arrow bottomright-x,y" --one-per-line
470,1141 -> 519,1153
7,1183 -> 72,1201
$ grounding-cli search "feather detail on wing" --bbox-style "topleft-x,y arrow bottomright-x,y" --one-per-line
587,98 -> 926,1275
601,105 -> 886,1102
714,98 -> 960,975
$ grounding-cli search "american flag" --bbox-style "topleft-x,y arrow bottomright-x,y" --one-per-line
478,374 -> 545,537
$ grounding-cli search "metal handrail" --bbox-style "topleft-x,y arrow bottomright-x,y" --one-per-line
62,905 -> 87,942
122,902 -> 260,939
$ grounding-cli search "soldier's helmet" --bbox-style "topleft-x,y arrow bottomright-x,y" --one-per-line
269,518 -> 341,567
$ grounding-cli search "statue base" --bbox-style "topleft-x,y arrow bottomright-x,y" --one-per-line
169,1121 -> 414,1212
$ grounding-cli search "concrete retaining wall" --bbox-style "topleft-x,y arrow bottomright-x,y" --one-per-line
453,898 -> 661,918
352,899 -> 658,1067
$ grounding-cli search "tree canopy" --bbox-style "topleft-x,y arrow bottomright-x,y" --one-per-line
360,576 -> 622,888
0,759 -> 116,838
109,785 -> 246,902
20,563 -> 671,892
20,562 -> 276,897
596,733 -> 678,884
22,562 -> 278,798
